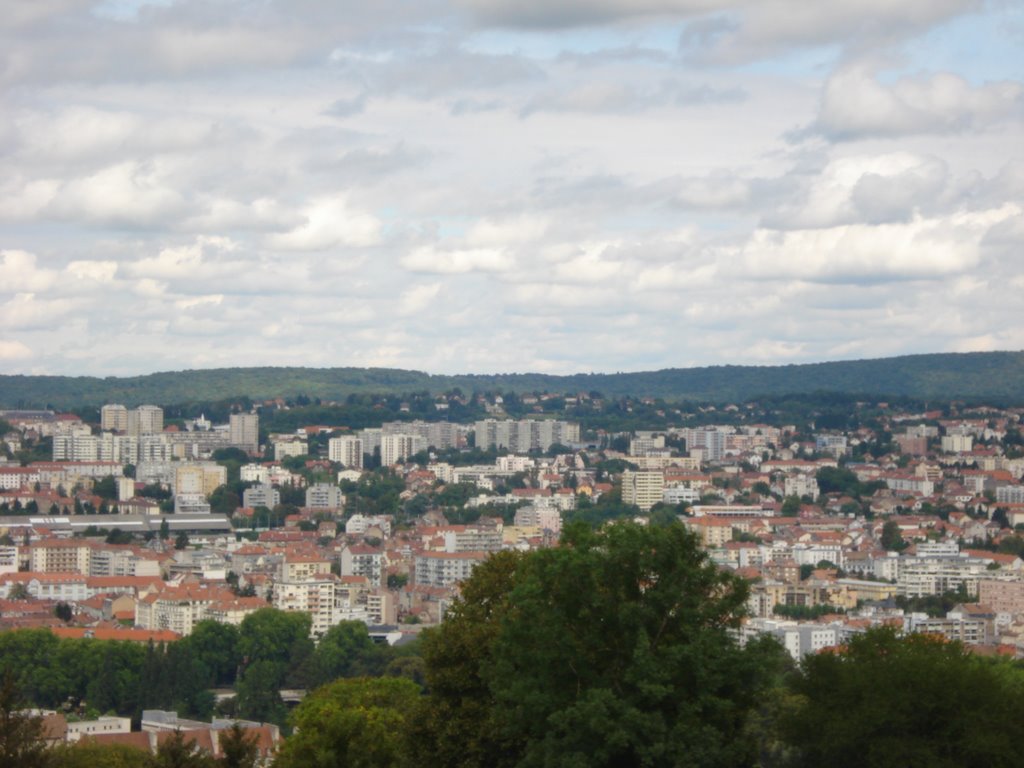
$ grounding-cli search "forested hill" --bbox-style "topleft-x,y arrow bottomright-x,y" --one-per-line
1,351 -> 1023,408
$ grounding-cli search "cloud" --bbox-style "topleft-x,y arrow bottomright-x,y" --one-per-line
737,205 -> 1019,283
674,171 -> 752,208
267,198 -> 382,250
401,245 -> 514,274
399,283 -> 442,316
766,152 -> 951,229
521,78 -> 744,115
815,65 -> 1023,140
0,339 -> 33,361
66,260 -> 119,283
0,250 -> 56,292
460,1 -> 979,59
46,160 -> 190,227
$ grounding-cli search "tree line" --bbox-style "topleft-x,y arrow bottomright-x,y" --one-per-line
0,610 -> 420,730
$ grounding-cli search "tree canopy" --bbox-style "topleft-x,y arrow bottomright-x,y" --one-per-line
416,521 -> 786,768
780,627 -> 1024,768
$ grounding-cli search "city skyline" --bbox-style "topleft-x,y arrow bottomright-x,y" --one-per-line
1,0 -> 1021,377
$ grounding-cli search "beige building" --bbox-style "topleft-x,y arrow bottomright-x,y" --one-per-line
174,462 -> 227,497
135,584 -> 235,635
100,404 -> 129,432
128,405 -> 164,437
229,413 -> 260,454
622,469 -> 665,512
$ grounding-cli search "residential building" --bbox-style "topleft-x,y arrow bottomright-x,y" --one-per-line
242,484 -> 280,509
380,433 -> 424,466
339,544 -> 385,587
328,436 -> 363,469
305,483 -> 344,510
229,413 -> 259,454
128,405 -> 164,437
412,551 -> 488,588
100,405 -> 129,432
621,470 -> 665,512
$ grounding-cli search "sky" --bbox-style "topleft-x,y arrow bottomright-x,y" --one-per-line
1,0 -> 1022,377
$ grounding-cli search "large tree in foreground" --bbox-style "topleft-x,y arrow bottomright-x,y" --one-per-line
416,521 -> 785,768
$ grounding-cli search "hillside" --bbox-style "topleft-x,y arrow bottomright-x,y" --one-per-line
1,351 -> 1023,408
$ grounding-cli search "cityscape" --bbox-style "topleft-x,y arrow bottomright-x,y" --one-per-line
2,387 -> 1024,763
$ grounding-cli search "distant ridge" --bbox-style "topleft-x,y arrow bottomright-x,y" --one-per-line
1,351 -> 1023,408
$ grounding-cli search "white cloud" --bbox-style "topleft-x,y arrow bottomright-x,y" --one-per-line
401,245 -> 513,274
0,339 -> 33,361
738,205 -> 1019,283
399,283 -> 441,315
47,160 -> 189,226
817,65 -> 1023,140
465,215 -> 549,247
66,260 -> 118,283
0,251 -> 56,292
769,152 -> 950,228
268,198 -> 382,251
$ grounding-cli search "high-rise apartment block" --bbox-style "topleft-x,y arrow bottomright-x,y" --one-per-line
474,419 -> 580,453
101,404 -> 129,432
621,469 -> 665,512
380,433 -> 424,466
230,413 -> 260,454
128,405 -> 164,436
328,436 -> 363,469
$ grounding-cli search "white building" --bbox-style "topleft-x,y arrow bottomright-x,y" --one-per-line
380,434 -> 424,466
412,551 -> 488,588
328,436 -> 364,469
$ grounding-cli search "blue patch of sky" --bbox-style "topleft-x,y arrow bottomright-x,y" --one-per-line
463,24 -> 680,60
729,43 -> 840,79
898,6 -> 1024,84
93,0 -> 175,22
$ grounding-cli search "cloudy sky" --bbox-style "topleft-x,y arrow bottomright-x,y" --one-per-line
1,0 -> 1022,377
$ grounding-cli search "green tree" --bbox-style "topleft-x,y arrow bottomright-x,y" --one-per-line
183,621 -> 241,688
780,627 -> 1024,767
416,523 -> 785,768
93,475 -> 118,500
175,531 -> 190,550
49,741 -> 152,767
276,677 -> 421,768
412,550 -> 525,768
302,621 -> 387,689
237,609 -> 312,668
152,729 -> 216,768
216,723 -> 260,768
881,520 -> 906,551
235,661 -> 287,726
781,495 -> 802,515
8,583 -> 31,601
0,672 -> 49,768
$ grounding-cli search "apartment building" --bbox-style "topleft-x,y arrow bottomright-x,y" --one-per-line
412,551 -> 488,588
328,436 -> 363,469
229,413 -> 260,454
339,544 -> 386,587
621,469 -> 665,512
